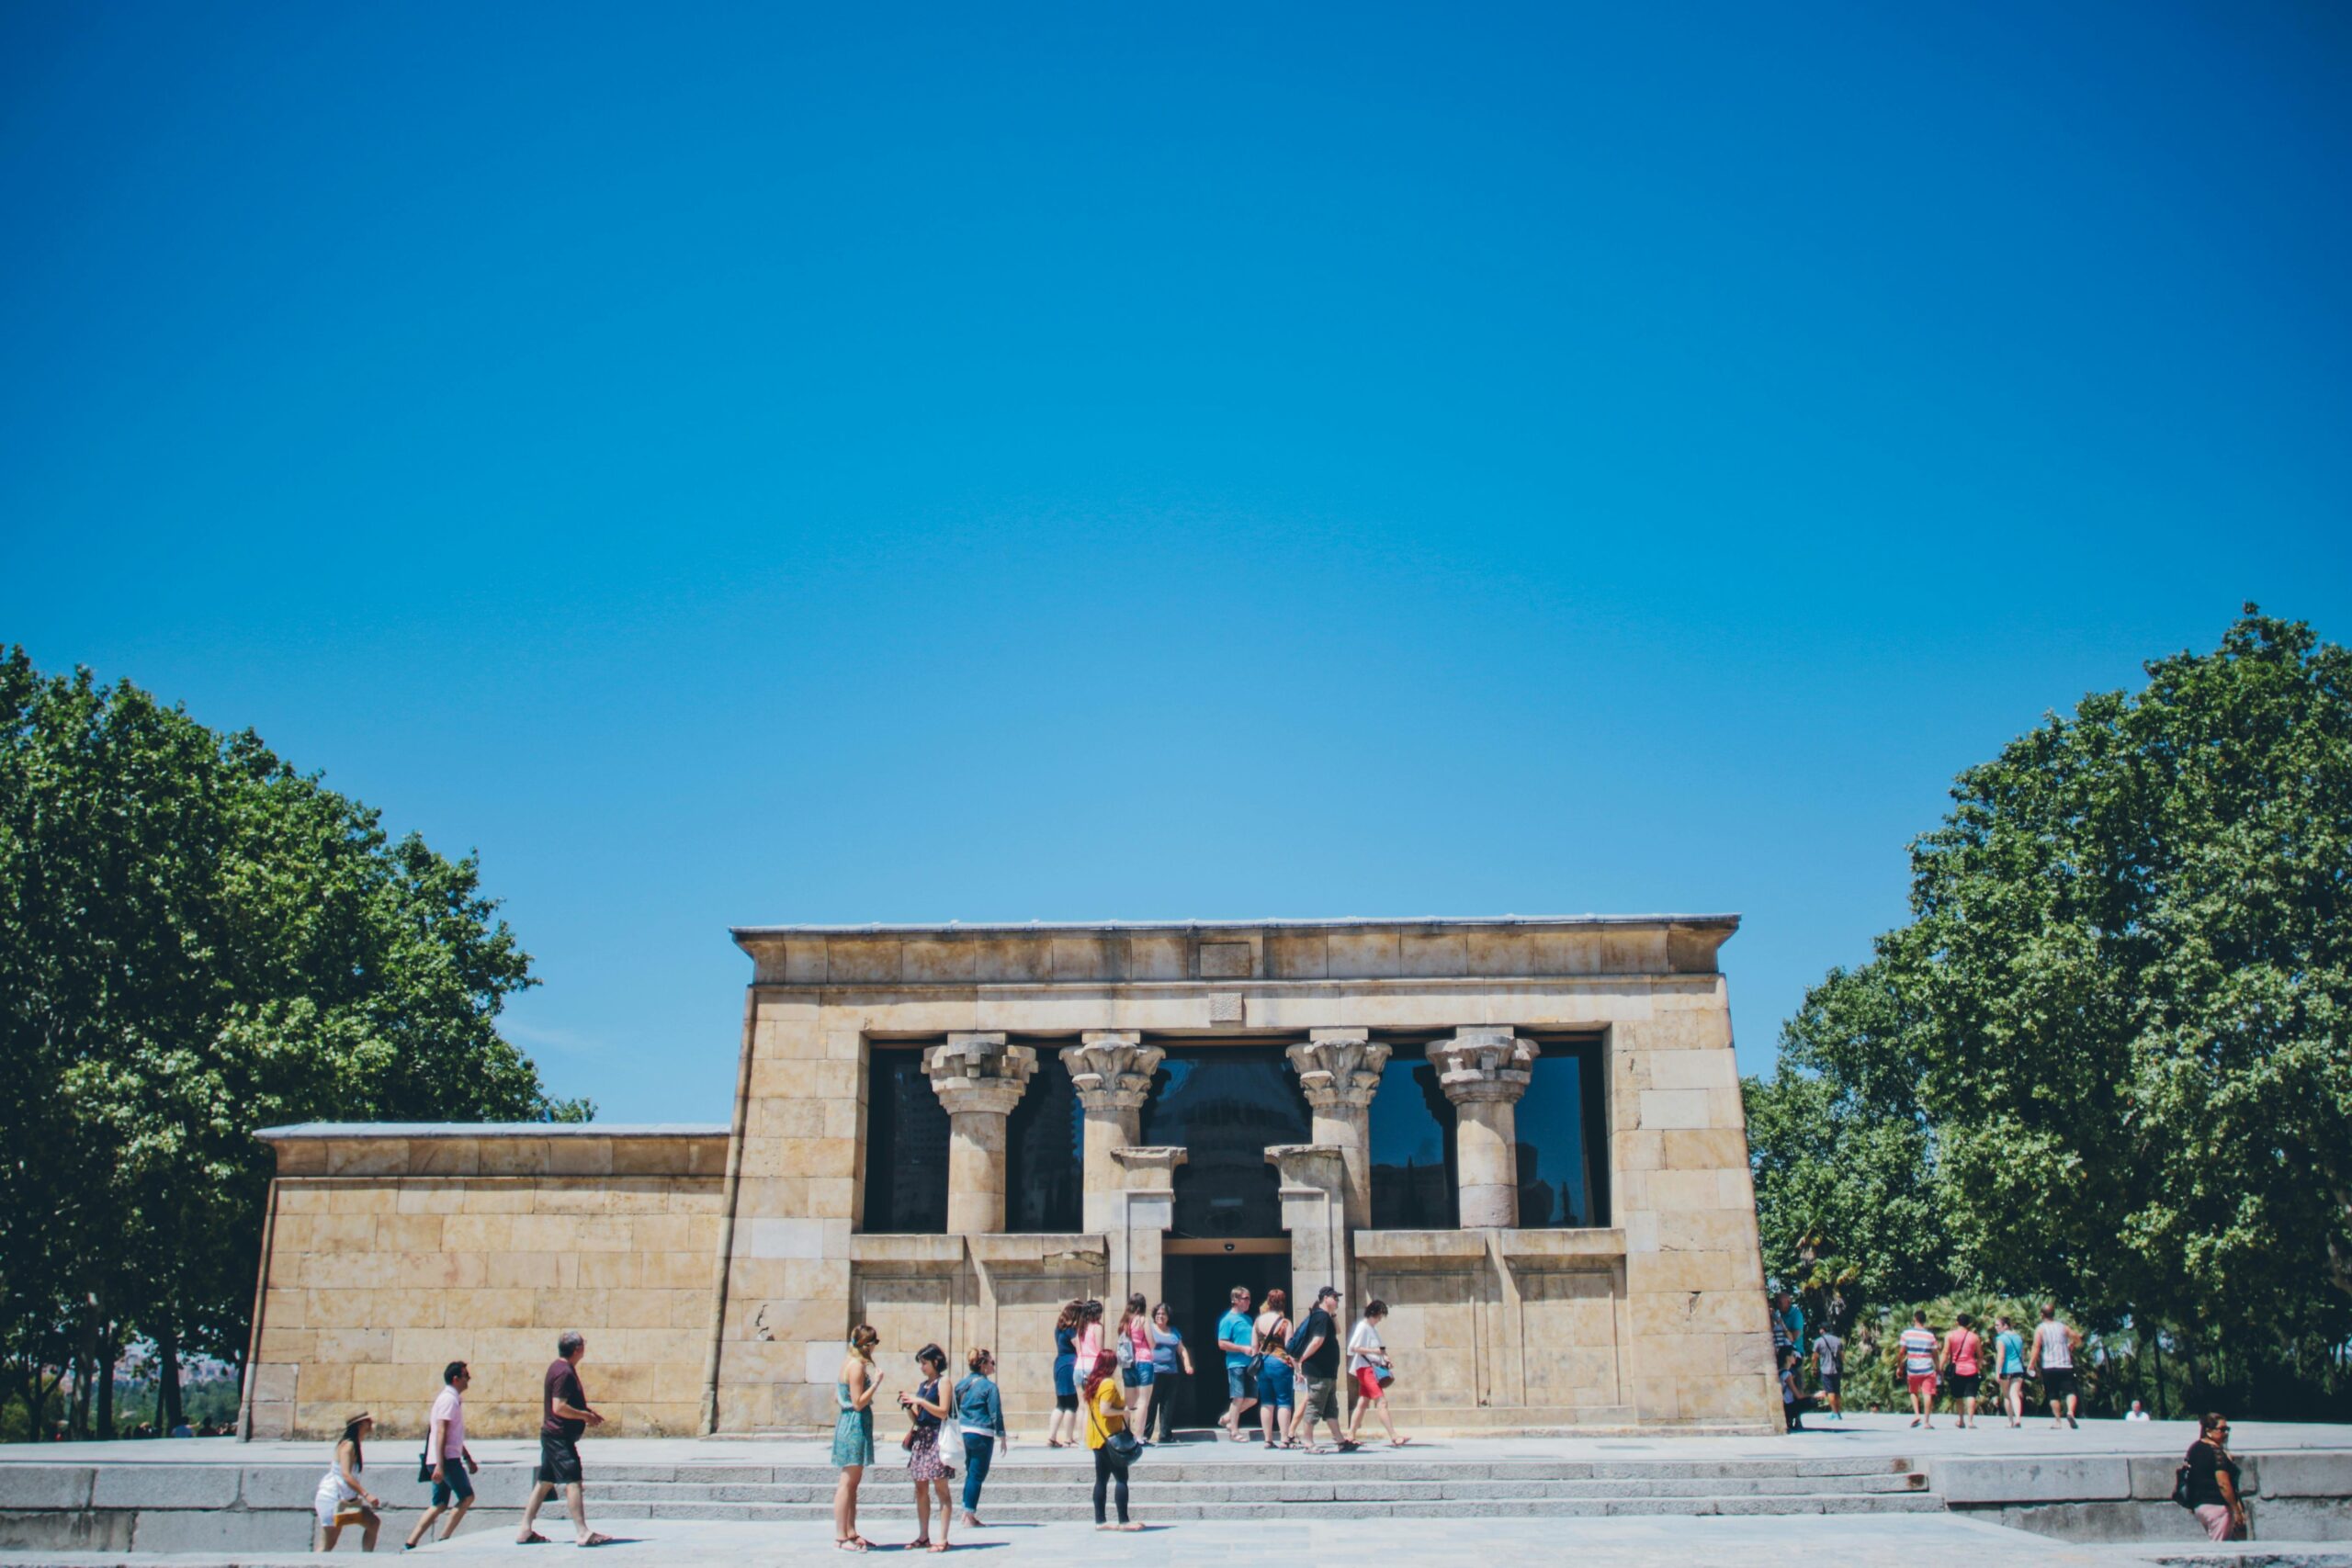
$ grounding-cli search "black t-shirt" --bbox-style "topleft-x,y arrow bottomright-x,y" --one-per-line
544,1359 -> 586,1440
1299,1308 -> 1340,1377
2185,1440 -> 2237,1509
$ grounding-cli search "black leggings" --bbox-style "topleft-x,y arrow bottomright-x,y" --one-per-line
1091,1449 -> 1129,1524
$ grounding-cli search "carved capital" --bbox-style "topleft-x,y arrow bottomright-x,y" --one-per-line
1285,1030 -> 1392,1111
1061,1032 -> 1165,1114
923,1032 -> 1037,1118
1428,1027 -> 1539,1105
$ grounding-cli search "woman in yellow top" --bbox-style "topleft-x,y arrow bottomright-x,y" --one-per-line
1080,1351 -> 1141,1530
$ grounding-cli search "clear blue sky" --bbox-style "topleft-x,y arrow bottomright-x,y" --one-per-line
5,3 -> 2347,1123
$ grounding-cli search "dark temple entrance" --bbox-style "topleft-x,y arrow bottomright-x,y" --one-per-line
1160,1247 -> 1290,1433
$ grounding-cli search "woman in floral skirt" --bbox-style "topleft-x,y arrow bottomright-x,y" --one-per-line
899,1344 -> 956,1551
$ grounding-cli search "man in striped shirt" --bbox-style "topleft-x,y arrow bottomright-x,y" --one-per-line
1899,1310 -> 1940,1428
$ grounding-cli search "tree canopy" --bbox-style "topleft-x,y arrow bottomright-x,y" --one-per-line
0,648 -> 586,1437
1746,609 -> 2352,1415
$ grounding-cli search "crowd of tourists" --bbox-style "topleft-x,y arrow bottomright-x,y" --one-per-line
1771,1293 -> 2095,1435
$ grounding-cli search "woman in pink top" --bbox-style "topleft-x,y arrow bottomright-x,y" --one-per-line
1073,1300 -> 1104,1371
1117,1293 -> 1157,1441
1939,1313 -> 1984,1428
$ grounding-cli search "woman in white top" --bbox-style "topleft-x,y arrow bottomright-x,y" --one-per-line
1344,1301 -> 1408,1448
311,1411 -> 385,1552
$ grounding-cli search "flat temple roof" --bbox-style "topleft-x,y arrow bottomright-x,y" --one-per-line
731,913 -> 1738,941
255,1122 -> 728,1139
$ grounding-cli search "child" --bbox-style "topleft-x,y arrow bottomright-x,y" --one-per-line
1780,1349 -> 1805,1433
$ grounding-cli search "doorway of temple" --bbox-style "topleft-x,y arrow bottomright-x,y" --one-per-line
1160,1245 -> 1291,1435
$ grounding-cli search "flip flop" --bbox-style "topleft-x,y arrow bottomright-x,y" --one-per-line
580,1534 -> 616,1548
518,1533 -> 552,1545
835,1539 -> 868,1553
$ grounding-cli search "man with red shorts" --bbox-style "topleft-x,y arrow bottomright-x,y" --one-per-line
1900,1310 -> 1940,1428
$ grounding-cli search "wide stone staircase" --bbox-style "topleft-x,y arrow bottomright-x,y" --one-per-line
589,1449 -> 1940,1523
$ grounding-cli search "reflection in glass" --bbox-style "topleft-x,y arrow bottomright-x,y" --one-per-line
1513,1044 -> 1608,1228
1368,1053 -> 1456,1229
863,1046 -> 948,1233
1138,1048 -> 1310,1237
1005,1049 -> 1082,1232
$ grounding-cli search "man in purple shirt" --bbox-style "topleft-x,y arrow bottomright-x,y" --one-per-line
516,1331 -> 611,1547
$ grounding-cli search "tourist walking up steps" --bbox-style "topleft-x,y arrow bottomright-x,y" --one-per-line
2185,1413 -> 2249,1541
955,1348 -> 1006,1529
1082,1351 -> 1142,1530
898,1344 -> 955,1551
1049,1301 -> 1083,1449
832,1325 -> 881,1551
1345,1300 -> 1408,1448
1252,1289 -> 1297,1448
1216,1286 -> 1260,1440
1146,1303 -> 1192,1443
311,1411 -> 383,1552
1118,1294 -> 1157,1442
518,1331 -> 611,1548
1900,1311 -> 1939,1428
1292,1286 -> 1351,1453
402,1361 -> 478,1549
2032,1303 -> 2084,1429
1940,1313 -> 1984,1427
1995,1315 -> 2029,1427
1812,1326 -> 1845,1420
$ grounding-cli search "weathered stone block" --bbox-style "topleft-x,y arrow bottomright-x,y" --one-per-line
1936,1455 -> 2133,1504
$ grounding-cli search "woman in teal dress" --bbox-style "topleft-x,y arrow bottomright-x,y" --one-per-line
832,1325 -> 881,1551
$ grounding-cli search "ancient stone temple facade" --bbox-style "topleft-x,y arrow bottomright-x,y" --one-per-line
241,916 -> 1781,1440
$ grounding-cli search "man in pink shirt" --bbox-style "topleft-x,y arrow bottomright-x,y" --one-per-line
402,1361 -> 480,1548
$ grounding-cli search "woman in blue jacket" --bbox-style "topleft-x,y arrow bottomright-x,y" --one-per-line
954,1348 -> 1009,1529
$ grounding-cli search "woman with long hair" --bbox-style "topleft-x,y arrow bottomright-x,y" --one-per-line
1075,1300 -> 1105,1373
833,1325 -> 882,1551
1252,1289 -> 1297,1449
1080,1350 -> 1141,1530
1939,1313 -> 1984,1429
1049,1300 -> 1083,1448
311,1411 -> 384,1552
1116,1293 -> 1156,1442
898,1344 -> 956,1551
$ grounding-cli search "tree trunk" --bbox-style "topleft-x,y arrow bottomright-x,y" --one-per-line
96,1326 -> 119,1439
155,1323 -> 183,1434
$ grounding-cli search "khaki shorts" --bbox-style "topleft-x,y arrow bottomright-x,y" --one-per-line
1301,1375 -> 1339,1422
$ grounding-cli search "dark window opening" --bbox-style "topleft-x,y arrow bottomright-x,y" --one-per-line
1005,1048 -> 1083,1233
1513,1037 -> 1608,1228
863,1044 -> 948,1234
1368,1050 -> 1457,1229
1138,1045 -> 1311,1238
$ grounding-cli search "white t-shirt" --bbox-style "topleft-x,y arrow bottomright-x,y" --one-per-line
1346,1318 -> 1385,1372
426,1385 -> 465,1464
2125,1408 -> 2151,1421
2034,1320 -> 2074,1370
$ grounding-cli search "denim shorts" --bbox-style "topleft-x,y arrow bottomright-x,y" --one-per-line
1259,1361 -> 1295,1408
1226,1364 -> 1255,1401
1123,1362 -> 1155,1388
430,1464 -> 474,1506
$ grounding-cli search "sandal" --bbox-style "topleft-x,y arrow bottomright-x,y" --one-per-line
906,1539 -> 930,1550
580,1534 -> 616,1549
517,1533 -> 551,1546
835,1539 -> 868,1553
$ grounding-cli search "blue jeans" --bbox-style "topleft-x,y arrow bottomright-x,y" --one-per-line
959,1434 -> 993,1512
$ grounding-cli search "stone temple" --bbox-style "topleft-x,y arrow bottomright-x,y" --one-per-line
238,916 -> 1781,1441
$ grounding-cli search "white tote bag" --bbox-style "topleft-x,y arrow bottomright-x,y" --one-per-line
934,1382 -> 966,1471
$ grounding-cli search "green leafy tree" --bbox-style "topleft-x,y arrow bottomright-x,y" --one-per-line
1747,609 -> 2352,1416
0,649 -> 588,1437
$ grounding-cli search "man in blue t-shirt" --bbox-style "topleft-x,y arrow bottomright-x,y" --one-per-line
1215,1286 -> 1260,1441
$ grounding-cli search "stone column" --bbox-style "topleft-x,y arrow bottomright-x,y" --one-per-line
1108,1146 -> 1186,1311
1061,1032 -> 1165,1234
1265,1145 -> 1350,1311
1429,1027 -> 1540,1229
1284,1031 -> 1391,1228
922,1032 -> 1038,1235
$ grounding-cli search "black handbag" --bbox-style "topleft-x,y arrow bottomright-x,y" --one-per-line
416,1451 -> 432,1483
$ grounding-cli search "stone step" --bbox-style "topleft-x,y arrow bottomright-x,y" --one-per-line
593,1472 -> 1932,1505
590,1493 -> 1951,1522
588,1455 -> 1924,1484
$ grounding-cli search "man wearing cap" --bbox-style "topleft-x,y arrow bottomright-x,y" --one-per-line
517,1331 -> 612,1547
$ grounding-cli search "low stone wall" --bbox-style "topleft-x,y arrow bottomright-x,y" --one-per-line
243,1125 -> 730,1441
1934,1450 -> 2352,1541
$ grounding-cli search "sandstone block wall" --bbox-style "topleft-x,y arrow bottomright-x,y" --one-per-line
243,1128 -> 728,1441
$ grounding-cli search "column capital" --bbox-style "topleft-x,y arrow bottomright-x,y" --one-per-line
1429,1027 -> 1539,1105
1061,1032 -> 1165,1113
1286,1031 -> 1392,1111
1111,1145 -> 1189,1190
923,1032 -> 1037,1118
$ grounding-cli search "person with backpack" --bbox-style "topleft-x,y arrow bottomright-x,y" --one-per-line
1115,1294 -> 1156,1443
1080,1351 -> 1142,1530
1899,1311 -> 1940,1428
1811,1327 -> 1845,1421
1939,1313 -> 1984,1428
1251,1289 -> 1297,1448
1289,1285 -> 1351,1454
2180,1412 -> 2248,1540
